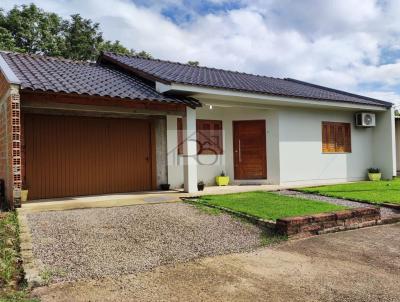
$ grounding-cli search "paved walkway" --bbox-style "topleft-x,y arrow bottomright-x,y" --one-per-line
32,223 -> 400,302
20,181 -> 344,213
20,184 -> 282,212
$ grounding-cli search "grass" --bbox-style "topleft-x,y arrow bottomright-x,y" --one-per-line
260,230 -> 288,246
299,178 -> 400,205
0,212 -> 38,302
39,268 -> 66,286
198,191 -> 347,221
190,201 -> 223,215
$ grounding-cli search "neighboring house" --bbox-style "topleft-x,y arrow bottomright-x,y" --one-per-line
0,51 -> 396,208
395,116 -> 400,174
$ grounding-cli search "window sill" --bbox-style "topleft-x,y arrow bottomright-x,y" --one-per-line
178,154 -> 224,156
322,152 -> 352,154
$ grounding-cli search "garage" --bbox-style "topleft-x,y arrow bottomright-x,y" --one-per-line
24,114 -> 156,200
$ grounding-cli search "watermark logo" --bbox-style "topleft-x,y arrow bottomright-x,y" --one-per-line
167,129 -> 224,166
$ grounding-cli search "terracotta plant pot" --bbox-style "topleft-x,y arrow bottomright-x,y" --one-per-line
368,173 -> 381,181
215,176 -> 230,186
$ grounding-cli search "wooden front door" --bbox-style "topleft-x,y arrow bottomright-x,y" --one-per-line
24,114 -> 155,200
233,120 -> 267,179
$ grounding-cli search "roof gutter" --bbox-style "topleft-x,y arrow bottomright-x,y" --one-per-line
0,54 -> 21,85
156,82 -> 389,111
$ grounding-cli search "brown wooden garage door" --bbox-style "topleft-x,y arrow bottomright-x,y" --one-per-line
24,114 -> 155,200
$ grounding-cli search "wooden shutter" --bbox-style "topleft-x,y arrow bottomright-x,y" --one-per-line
343,123 -> 351,152
322,122 -> 351,153
213,121 -> 223,154
197,119 -> 223,155
177,118 -> 223,155
322,122 -> 336,153
196,119 -> 209,154
336,124 -> 345,152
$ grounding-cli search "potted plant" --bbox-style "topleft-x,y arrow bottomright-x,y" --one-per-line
216,171 -> 230,186
160,183 -> 170,191
197,181 -> 205,191
21,188 -> 29,202
368,168 -> 381,181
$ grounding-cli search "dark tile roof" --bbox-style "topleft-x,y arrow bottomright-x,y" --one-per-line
0,51 -> 200,108
101,52 -> 392,108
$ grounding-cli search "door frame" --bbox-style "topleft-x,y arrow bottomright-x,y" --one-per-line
232,120 -> 267,180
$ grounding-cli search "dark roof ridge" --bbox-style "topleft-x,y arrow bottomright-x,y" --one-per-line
285,78 -> 393,107
101,51 -> 284,81
0,50 -> 95,66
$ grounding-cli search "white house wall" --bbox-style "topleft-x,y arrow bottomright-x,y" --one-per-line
372,108 -> 396,179
396,119 -> 400,172
278,108 -> 375,185
166,106 -> 280,188
166,102 -> 394,188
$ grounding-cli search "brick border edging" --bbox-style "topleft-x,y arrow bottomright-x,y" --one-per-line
183,198 -> 390,239
276,207 -> 381,238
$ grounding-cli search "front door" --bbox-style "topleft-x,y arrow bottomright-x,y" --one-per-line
233,120 -> 267,179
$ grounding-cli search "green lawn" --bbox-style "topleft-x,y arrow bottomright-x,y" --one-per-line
299,178 -> 400,205
198,191 -> 347,221
0,212 -> 38,302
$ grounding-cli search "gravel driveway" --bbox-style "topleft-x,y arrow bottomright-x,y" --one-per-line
33,223 -> 400,302
26,203 -> 263,282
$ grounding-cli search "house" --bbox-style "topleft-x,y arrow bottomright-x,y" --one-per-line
395,116 -> 400,174
0,51 -> 396,208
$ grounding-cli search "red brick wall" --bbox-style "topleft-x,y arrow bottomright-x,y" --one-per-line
276,207 -> 381,238
0,72 -> 21,209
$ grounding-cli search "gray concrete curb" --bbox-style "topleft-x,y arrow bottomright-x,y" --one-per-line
17,209 -> 43,288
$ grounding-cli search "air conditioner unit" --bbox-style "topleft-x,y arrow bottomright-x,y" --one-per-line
355,112 -> 376,127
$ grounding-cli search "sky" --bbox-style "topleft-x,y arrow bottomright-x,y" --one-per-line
2,0 -> 400,106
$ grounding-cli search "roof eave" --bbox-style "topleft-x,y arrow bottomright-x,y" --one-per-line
157,82 -> 390,111
0,53 -> 21,85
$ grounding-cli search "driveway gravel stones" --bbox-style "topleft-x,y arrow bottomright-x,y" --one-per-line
26,203 -> 263,282
32,223 -> 400,302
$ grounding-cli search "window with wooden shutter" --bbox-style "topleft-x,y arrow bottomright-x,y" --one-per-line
322,122 -> 351,153
177,118 -> 223,155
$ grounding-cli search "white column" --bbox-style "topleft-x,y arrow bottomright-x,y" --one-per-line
183,107 -> 198,193
372,107 -> 396,179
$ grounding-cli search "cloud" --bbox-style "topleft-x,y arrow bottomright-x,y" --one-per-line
2,0 -> 400,104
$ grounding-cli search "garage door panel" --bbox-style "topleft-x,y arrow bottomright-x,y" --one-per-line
24,114 -> 153,200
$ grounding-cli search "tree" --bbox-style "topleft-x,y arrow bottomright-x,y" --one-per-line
61,14 -> 103,60
0,4 -> 153,61
99,40 -> 134,56
0,27 -> 20,52
187,61 -> 199,66
135,50 -> 153,59
0,4 -> 64,56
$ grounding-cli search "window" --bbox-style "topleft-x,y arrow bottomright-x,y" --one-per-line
177,118 -> 223,155
322,122 -> 351,153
